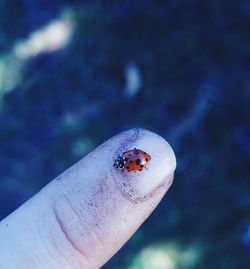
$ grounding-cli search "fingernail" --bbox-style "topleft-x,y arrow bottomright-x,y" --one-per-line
111,129 -> 176,201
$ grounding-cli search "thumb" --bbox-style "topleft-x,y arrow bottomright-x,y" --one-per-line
0,128 -> 176,269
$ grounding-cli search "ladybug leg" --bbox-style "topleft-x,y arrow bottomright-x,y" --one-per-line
144,167 -> 148,170
139,167 -> 143,171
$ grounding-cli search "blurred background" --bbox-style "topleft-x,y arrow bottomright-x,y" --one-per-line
0,1 -> 249,268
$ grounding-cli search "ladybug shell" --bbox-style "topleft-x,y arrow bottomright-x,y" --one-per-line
122,148 -> 151,172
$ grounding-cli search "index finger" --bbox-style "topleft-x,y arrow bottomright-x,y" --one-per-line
0,128 -> 176,269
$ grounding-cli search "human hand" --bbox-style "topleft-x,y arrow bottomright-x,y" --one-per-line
0,129 -> 176,269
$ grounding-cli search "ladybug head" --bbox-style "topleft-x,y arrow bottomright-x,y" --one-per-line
114,156 -> 126,169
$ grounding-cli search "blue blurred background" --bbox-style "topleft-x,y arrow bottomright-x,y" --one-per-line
0,1 -> 250,268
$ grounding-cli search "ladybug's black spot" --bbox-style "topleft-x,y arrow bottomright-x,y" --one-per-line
130,161 -> 133,164
129,154 -> 131,156
136,159 -> 141,165
134,151 -> 139,155
126,166 -> 129,169
140,165 -> 143,168
145,158 -> 148,161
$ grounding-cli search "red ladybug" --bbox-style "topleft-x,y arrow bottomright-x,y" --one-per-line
114,148 -> 151,172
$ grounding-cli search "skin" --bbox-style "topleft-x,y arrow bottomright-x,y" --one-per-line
0,128 -> 176,269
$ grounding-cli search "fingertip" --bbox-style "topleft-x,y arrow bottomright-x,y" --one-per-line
111,128 -> 176,201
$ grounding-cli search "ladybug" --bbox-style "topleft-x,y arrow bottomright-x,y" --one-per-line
114,148 -> 151,172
